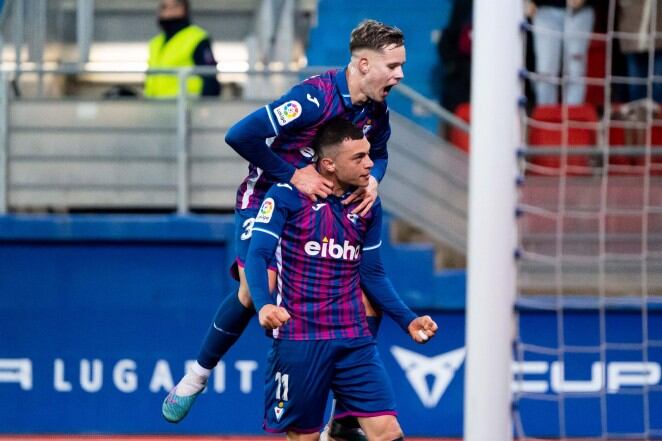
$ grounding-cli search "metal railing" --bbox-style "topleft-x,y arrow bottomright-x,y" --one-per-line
0,65 -> 332,215
0,65 -> 470,217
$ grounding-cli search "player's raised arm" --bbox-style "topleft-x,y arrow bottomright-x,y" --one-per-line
225,85 -> 333,201
225,107 -> 295,183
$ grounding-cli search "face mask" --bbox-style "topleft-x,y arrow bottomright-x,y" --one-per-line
158,17 -> 189,36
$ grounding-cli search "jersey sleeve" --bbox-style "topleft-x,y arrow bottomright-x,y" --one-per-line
225,107 -> 295,182
363,197 -> 383,250
244,184 -> 298,311
366,108 -> 390,182
265,83 -> 326,135
224,83 -> 327,182
359,198 -> 417,332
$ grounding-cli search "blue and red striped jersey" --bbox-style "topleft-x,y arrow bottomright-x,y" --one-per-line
248,183 -> 383,340
233,68 -> 391,210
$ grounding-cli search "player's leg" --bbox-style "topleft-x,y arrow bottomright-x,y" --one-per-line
356,415 -> 403,441
330,337 -> 401,441
162,208 -> 275,423
322,294 -> 381,441
196,264 -> 277,368
264,339 -> 333,437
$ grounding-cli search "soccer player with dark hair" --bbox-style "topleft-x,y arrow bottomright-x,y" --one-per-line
163,20 -> 407,431
245,117 -> 437,440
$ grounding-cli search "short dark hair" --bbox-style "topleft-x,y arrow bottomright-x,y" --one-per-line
313,117 -> 365,159
349,19 -> 404,53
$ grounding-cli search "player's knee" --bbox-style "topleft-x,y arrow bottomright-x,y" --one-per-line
362,416 -> 402,441
237,284 -> 254,309
382,427 -> 404,441
379,417 -> 403,441
286,431 -> 319,441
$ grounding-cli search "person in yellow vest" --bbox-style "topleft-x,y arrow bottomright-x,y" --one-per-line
145,0 -> 221,98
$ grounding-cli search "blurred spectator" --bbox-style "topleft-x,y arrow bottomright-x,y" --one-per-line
437,0 -> 472,113
617,0 -> 662,102
144,0 -> 221,98
528,0 -> 595,104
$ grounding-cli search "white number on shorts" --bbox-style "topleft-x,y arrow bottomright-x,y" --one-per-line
274,371 -> 289,401
240,217 -> 255,240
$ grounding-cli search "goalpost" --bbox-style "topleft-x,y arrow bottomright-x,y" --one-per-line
464,1 -> 521,440
466,1 -> 661,440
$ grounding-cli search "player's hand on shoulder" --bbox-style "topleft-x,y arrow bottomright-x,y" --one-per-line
290,164 -> 333,201
258,304 -> 291,330
342,175 -> 379,216
408,315 -> 438,344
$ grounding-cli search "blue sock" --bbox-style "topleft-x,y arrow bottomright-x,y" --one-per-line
196,290 -> 254,369
366,315 -> 382,339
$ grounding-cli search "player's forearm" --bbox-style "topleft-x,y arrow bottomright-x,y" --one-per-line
370,158 -> 388,182
225,109 -> 296,182
360,252 -> 417,332
244,242 -> 277,311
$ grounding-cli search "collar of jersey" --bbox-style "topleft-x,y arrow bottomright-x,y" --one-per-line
335,66 -> 354,108
325,188 -> 355,202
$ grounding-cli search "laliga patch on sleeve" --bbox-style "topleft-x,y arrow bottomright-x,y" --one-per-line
273,100 -> 302,126
256,198 -> 275,223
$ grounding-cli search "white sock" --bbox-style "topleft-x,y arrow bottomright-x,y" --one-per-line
175,362 -> 210,396
190,361 -> 212,378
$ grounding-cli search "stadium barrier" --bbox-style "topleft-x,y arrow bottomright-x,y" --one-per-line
1,215 -> 659,437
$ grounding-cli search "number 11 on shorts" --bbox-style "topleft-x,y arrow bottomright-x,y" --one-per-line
275,371 -> 289,401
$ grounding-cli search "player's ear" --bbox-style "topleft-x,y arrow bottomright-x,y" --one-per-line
358,56 -> 370,75
320,157 -> 335,173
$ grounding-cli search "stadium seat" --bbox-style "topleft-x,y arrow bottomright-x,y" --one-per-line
527,103 -> 599,175
449,102 -> 471,153
609,101 -> 662,175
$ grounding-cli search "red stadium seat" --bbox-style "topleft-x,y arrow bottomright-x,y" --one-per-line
609,102 -> 662,175
527,104 -> 599,175
449,102 -> 471,154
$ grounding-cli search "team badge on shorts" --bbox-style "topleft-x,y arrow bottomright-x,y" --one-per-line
273,100 -> 302,126
256,198 -> 275,223
274,401 -> 285,422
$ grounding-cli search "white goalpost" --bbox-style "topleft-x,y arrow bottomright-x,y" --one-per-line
465,0 -> 662,439
464,1 -> 521,440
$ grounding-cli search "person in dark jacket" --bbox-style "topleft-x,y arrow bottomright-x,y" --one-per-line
617,0 -> 662,102
438,0 -> 473,113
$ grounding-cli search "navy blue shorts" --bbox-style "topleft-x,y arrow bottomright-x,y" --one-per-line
232,208 -> 277,280
263,337 -> 397,434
